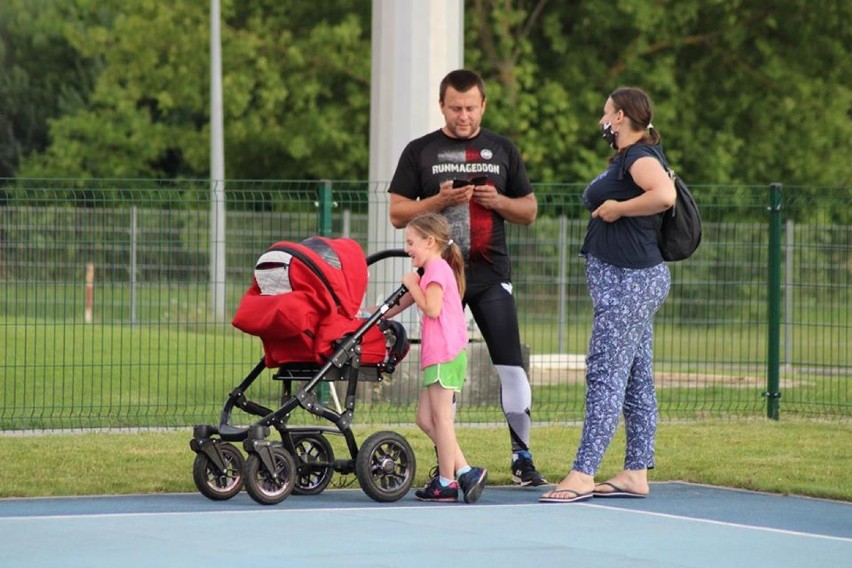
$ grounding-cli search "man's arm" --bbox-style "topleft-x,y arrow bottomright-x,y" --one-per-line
388,193 -> 429,229
472,187 -> 538,226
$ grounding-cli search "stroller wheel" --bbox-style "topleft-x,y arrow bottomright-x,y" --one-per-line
192,442 -> 245,501
291,433 -> 335,496
244,446 -> 297,505
355,431 -> 416,503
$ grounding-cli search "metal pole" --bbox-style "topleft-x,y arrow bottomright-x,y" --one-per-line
784,219 -> 793,372
130,206 -> 137,324
342,209 -> 351,238
765,183 -> 782,420
318,180 -> 333,236
85,263 -> 94,324
367,0 -> 463,341
209,0 -> 226,320
557,215 -> 567,354
316,180 -> 340,411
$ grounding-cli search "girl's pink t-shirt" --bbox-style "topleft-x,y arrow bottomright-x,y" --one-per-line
417,258 -> 468,369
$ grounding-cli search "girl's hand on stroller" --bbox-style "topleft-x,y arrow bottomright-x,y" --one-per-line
402,272 -> 421,289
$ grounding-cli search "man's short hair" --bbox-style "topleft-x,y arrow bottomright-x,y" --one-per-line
439,69 -> 486,102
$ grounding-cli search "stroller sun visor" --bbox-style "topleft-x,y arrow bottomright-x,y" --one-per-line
254,250 -> 293,296
244,236 -> 368,316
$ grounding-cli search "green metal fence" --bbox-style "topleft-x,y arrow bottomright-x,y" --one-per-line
1,179 -> 849,430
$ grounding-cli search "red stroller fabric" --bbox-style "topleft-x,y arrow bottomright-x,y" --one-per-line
232,237 -> 389,367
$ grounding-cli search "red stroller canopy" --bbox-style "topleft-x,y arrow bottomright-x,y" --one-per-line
232,237 -> 387,366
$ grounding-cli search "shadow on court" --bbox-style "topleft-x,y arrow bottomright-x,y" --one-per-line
1,482 -> 849,567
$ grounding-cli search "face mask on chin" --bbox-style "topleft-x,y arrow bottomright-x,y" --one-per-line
600,121 -> 617,149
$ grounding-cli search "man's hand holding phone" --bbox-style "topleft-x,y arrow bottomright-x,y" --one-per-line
470,177 -> 501,210
441,178 -> 475,206
453,176 -> 488,188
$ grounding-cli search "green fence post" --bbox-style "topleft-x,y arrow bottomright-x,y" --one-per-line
765,183 -> 783,420
317,180 -> 333,405
317,180 -> 333,237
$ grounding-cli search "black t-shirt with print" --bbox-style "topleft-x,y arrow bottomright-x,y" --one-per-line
580,144 -> 665,268
388,128 -> 533,291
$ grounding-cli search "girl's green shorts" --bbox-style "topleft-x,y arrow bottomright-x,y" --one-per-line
422,350 -> 467,392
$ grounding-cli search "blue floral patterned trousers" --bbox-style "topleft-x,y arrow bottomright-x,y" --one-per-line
572,254 -> 671,475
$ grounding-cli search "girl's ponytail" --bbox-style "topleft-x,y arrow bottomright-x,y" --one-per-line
443,239 -> 466,298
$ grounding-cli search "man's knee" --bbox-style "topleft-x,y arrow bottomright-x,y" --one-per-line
495,364 -> 532,413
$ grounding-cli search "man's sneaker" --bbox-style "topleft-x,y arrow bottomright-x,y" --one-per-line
415,477 -> 459,502
511,456 -> 548,487
458,467 -> 487,504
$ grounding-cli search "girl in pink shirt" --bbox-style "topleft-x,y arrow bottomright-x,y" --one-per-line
386,213 -> 487,503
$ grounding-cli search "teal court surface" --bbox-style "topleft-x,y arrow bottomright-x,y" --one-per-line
1,482 -> 849,567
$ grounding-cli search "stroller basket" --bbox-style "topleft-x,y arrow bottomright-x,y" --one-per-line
190,238 -> 416,505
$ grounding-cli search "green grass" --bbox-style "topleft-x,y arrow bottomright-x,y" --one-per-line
1,420 -> 849,502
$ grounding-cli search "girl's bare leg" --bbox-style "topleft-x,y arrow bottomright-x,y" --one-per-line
427,383 -> 467,479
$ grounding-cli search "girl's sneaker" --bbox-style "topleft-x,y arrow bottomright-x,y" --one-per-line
458,467 -> 488,503
415,477 -> 459,502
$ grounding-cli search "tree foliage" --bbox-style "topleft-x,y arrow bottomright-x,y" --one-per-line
5,0 -> 372,180
2,0 -> 849,188
465,0 -> 851,189
0,0 -> 103,178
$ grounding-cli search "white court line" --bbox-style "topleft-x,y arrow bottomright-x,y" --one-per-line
584,502 -> 852,543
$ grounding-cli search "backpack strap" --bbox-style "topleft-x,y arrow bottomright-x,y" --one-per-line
649,145 -> 675,177
617,146 -> 632,181
618,144 -> 675,181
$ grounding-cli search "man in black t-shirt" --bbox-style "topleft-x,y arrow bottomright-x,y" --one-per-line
388,69 -> 546,487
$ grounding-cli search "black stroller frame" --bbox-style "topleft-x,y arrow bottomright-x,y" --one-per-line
190,249 -> 416,505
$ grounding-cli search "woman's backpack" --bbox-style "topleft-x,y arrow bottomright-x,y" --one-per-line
619,145 -> 702,261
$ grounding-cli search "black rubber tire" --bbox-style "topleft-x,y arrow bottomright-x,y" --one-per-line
192,442 -> 245,501
243,446 -> 297,505
291,433 -> 335,496
354,431 -> 416,502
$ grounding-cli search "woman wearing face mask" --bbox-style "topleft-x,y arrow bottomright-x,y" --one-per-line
540,87 -> 677,503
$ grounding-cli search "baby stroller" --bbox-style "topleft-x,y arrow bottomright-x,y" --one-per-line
190,237 -> 414,505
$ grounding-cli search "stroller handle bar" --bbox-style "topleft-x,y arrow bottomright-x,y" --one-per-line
366,248 -> 408,266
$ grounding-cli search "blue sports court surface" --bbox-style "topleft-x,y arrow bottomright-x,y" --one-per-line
1,482 -> 849,567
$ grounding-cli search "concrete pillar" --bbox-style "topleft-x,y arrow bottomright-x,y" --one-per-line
366,0 -> 463,312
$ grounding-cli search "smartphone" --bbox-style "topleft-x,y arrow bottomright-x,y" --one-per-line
452,176 -> 487,188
